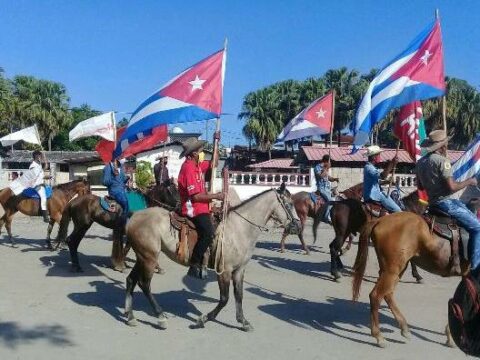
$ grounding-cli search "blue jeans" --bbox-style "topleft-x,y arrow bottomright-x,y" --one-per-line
318,188 -> 333,221
110,189 -> 129,221
436,199 -> 480,271
366,192 -> 402,213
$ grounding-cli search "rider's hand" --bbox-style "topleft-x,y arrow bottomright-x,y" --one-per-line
214,192 -> 225,201
468,177 -> 478,187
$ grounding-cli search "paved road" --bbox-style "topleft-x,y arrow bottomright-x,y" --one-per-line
0,215 -> 471,359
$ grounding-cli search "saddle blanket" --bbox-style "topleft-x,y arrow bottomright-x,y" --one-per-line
100,190 -> 147,213
21,186 -> 52,199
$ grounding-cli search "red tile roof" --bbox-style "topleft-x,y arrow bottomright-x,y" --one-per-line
301,146 -> 464,164
247,158 -> 298,169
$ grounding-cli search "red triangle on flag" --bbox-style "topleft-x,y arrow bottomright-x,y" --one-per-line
302,91 -> 334,132
160,49 -> 225,115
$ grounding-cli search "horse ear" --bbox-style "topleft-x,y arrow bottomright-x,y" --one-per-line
279,182 -> 286,194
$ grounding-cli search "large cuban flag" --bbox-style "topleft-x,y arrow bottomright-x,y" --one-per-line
277,91 -> 334,142
353,19 -> 445,147
452,134 -> 480,182
114,48 -> 226,158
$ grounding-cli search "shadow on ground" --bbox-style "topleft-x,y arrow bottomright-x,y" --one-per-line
0,322 -> 73,349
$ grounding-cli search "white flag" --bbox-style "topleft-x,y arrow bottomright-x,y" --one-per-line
0,125 -> 41,147
69,112 -> 115,142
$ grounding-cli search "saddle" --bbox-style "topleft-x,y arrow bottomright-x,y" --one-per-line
364,200 -> 388,218
21,186 -> 53,199
100,196 -> 123,213
169,212 -> 218,266
423,206 -> 469,274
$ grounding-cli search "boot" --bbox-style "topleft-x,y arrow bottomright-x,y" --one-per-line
41,210 -> 49,223
187,264 -> 207,280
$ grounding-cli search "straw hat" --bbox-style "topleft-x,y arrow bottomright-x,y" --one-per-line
365,145 -> 383,157
179,137 -> 206,158
420,130 -> 450,153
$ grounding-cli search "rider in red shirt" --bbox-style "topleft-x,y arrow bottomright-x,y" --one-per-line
177,137 -> 224,279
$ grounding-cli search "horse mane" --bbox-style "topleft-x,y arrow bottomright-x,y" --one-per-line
228,188 -> 275,212
54,179 -> 87,191
340,182 -> 363,199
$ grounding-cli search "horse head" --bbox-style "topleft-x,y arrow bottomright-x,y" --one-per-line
81,178 -> 91,195
272,183 -> 301,234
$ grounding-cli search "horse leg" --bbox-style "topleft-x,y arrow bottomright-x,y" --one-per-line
298,230 -> 310,255
196,271 -> 231,328
410,262 -> 424,284
312,212 -> 321,244
329,235 -> 344,281
111,229 -> 126,272
0,214 -> 6,236
137,264 -> 168,329
232,267 -> 252,331
445,324 -> 455,347
383,273 -> 410,339
342,234 -> 354,254
125,263 -> 139,326
67,226 -> 90,272
46,219 -> 55,249
280,230 -> 288,253
5,211 -> 16,247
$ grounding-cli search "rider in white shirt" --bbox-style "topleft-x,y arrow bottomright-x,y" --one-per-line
9,150 -> 50,222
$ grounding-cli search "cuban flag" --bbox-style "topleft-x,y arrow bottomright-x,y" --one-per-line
114,48 -> 226,158
452,134 -> 480,181
277,91 -> 334,142
353,19 -> 445,147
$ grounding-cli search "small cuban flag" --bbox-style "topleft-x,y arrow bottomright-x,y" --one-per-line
452,134 -> 480,182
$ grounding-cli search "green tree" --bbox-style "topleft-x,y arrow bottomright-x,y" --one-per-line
135,161 -> 154,189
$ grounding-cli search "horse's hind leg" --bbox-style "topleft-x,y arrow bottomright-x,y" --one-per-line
232,267 -> 252,331
196,271 -> 231,328
410,262 -> 424,284
382,273 -> 410,339
125,263 -> 139,326
137,263 -> 168,329
5,211 -> 16,247
298,231 -> 310,255
329,234 -> 345,281
67,226 -> 90,272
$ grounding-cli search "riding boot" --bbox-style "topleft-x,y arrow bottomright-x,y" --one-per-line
41,210 -> 49,223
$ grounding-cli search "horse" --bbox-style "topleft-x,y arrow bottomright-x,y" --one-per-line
55,184 -> 180,272
351,206 -> 480,348
123,185 -> 300,329
0,179 -> 91,248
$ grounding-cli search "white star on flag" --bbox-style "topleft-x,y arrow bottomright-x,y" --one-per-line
189,75 -> 206,91
420,50 -> 432,65
316,108 -> 326,118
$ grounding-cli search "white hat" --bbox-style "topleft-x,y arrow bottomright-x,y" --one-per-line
365,145 -> 383,157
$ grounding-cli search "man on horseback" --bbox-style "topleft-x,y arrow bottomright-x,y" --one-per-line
416,130 -> 480,275
103,158 -> 129,223
314,155 -> 339,223
363,145 -> 402,213
178,137 -> 224,280
9,150 -> 50,222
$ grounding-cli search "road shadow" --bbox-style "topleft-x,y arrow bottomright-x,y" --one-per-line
84,234 -> 111,241
246,285 -> 446,347
38,251 -> 110,277
0,322 -> 73,349
68,277 -> 218,327
0,236 -> 47,251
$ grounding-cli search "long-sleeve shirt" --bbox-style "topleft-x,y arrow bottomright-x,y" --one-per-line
9,161 -> 44,195
103,163 -> 127,194
154,163 -> 170,185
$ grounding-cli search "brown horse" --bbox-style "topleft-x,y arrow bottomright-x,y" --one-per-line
56,183 -> 180,272
351,211 -> 476,348
0,179 -> 91,248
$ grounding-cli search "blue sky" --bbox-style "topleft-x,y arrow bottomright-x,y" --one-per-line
1,0 -> 479,146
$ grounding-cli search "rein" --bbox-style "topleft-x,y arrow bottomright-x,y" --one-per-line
232,210 -> 269,232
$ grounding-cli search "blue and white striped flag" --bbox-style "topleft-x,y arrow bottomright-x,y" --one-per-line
452,134 -> 480,181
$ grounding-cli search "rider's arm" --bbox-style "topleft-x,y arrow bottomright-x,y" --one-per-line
446,177 -> 477,193
380,159 -> 396,180
191,192 -> 224,203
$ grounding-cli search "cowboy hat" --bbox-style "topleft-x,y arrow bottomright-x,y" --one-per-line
420,130 -> 450,153
365,145 -> 382,157
179,137 -> 206,158
155,155 -> 169,161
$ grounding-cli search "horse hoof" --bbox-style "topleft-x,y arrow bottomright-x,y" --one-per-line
157,314 -> 168,329
332,272 -> 342,282
446,339 -> 455,348
113,266 -> 125,273
401,328 -> 411,340
155,267 -> 166,275
304,251 -> 310,256
11,243 -> 18,249
195,315 -> 206,329
416,278 -> 425,284
242,322 -> 254,332
377,339 -> 387,348
127,318 -> 138,327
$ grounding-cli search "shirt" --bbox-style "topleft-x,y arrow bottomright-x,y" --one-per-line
363,162 -> 383,201
416,152 -> 453,204
102,163 -> 127,195
314,163 -> 331,191
178,159 -> 211,217
154,162 -> 169,185
9,161 -> 44,195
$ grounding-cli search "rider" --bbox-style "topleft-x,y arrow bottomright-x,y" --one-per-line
314,155 -> 339,223
9,150 -> 50,223
416,130 -> 480,276
103,158 -> 129,223
154,156 -> 170,186
363,145 -> 401,213
177,137 -> 224,280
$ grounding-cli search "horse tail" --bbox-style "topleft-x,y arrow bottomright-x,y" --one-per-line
352,219 -> 378,302
56,201 -> 72,244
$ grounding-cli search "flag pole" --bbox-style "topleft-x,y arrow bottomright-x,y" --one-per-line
208,38 -> 227,194
435,9 -> 448,133
328,90 -> 335,164
387,140 -> 401,196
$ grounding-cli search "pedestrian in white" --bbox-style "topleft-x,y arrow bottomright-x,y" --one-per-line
9,150 -> 50,222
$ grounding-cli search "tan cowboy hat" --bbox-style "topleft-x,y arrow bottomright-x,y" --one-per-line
179,137 -> 206,158
365,145 -> 383,157
420,130 -> 450,153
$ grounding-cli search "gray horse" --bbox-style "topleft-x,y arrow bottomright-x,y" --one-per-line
124,185 -> 300,330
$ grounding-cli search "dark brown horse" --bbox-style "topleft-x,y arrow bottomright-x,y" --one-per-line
56,183 -> 179,272
0,179 -> 91,248
351,210 -> 478,348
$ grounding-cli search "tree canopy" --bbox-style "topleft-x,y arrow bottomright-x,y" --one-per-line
240,67 -> 480,151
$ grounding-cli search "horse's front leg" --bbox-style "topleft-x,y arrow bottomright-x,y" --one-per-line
68,226 -> 90,272
280,230 -> 288,253
5,212 -> 16,248
329,235 -> 344,282
46,219 -> 55,249
111,228 -> 126,272
410,262 -> 424,284
196,271 -> 231,328
232,267 -> 253,331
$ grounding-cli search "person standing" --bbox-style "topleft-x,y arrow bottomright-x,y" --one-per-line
9,150 -> 50,222
177,137 -> 224,279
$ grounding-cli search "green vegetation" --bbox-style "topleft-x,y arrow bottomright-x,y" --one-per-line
135,160 -> 154,189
